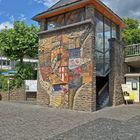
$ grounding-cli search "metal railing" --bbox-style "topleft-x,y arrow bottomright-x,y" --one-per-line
124,43 -> 140,57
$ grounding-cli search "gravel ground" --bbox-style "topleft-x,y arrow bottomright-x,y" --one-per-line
0,102 -> 140,140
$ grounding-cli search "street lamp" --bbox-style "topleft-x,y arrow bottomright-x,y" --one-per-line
7,78 -> 10,101
7,74 -> 14,101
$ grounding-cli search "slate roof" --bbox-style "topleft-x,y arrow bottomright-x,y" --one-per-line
33,0 -> 84,19
48,0 -> 82,11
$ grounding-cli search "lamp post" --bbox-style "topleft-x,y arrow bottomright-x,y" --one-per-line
7,74 -> 14,101
7,78 -> 10,101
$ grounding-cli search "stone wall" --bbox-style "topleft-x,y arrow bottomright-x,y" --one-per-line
37,22 -> 96,111
0,88 -> 25,101
109,38 -> 125,106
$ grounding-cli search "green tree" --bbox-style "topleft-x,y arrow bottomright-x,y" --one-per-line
122,18 -> 140,45
0,21 -> 38,89
0,21 -> 38,63
15,63 -> 36,80
123,18 -> 139,29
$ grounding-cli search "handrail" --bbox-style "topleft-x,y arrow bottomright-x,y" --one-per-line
98,82 -> 108,96
127,43 -> 140,47
124,43 -> 140,57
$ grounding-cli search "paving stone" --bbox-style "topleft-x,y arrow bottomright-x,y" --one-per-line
0,102 -> 140,140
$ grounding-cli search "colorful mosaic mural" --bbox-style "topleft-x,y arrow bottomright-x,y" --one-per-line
38,24 -> 93,108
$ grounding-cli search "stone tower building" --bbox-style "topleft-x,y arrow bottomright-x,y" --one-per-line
33,0 -> 126,111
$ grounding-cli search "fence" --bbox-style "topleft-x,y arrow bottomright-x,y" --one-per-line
124,43 -> 140,57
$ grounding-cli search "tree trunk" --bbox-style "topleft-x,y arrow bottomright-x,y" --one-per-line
20,58 -> 23,64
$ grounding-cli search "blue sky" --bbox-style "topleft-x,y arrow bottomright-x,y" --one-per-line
0,0 -> 58,29
0,0 -> 43,25
0,0 -> 139,30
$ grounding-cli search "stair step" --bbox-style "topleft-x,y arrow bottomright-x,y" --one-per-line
97,83 -> 109,110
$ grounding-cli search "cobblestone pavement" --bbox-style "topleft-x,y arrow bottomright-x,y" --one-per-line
0,102 -> 140,140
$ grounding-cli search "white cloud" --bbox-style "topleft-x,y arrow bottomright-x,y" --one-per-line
9,15 -> 15,22
34,0 -> 59,7
0,22 -> 13,30
18,14 -> 26,21
5,13 -> 26,22
101,0 -> 140,20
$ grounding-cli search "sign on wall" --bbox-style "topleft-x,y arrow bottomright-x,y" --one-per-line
25,80 -> 37,92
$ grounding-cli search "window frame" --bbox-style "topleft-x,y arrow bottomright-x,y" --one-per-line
46,7 -> 86,31
95,9 -> 119,76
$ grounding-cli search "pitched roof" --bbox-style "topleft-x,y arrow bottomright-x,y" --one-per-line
48,0 -> 82,11
32,0 -> 126,28
33,0 -> 85,20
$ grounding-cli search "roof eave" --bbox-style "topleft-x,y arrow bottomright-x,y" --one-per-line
95,0 -> 126,28
32,0 -> 89,21
32,0 -> 126,29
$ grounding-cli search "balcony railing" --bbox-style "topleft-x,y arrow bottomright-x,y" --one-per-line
124,43 -> 140,57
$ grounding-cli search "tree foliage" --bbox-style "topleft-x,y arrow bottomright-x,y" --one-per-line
0,75 -> 19,91
0,21 -> 38,90
123,18 -> 139,29
0,21 -> 39,62
122,18 -> 140,45
15,63 -> 37,80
